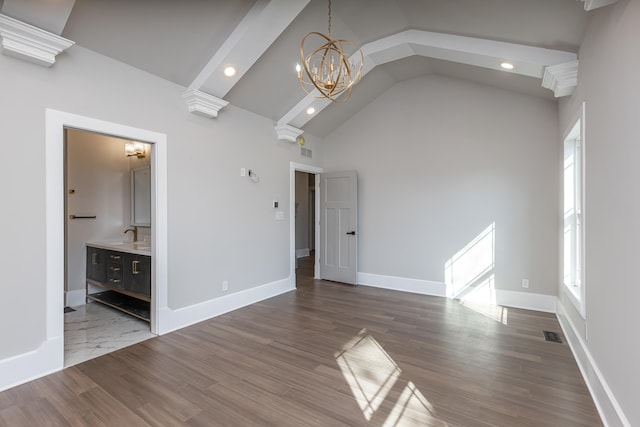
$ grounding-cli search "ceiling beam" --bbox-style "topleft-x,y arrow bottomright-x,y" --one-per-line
581,0 -> 618,11
277,29 -> 577,134
189,0 -> 310,97
184,0 -> 309,119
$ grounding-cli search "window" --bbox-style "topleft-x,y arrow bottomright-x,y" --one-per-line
562,104 -> 585,316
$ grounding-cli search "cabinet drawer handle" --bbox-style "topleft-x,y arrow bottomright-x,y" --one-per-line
132,260 -> 140,275
109,279 -> 121,283
109,267 -> 121,272
110,255 -> 121,260
91,253 -> 98,265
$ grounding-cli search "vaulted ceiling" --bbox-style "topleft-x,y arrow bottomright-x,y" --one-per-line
0,0 -> 616,138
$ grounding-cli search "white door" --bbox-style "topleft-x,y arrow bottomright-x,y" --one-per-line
320,171 -> 358,284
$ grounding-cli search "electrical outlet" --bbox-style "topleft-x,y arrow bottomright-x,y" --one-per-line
222,280 -> 229,291
521,278 -> 530,289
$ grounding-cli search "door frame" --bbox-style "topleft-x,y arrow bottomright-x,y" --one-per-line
46,109 -> 168,363
290,162 -> 323,281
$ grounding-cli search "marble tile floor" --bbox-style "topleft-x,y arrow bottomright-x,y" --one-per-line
64,302 -> 155,367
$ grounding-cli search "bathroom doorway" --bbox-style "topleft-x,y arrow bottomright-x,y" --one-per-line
64,129 -> 155,366
44,109 -> 168,376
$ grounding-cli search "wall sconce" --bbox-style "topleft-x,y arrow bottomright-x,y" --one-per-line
125,141 -> 146,158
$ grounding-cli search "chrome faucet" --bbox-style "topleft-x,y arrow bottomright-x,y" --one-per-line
124,226 -> 138,242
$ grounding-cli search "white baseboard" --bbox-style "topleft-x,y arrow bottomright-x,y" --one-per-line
357,274 -> 557,314
65,289 -> 86,307
1,278 -> 295,391
357,272 -> 447,297
556,302 -> 631,427
296,248 -> 310,258
495,289 -> 556,313
157,277 -> 295,334
0,336 -> 63,392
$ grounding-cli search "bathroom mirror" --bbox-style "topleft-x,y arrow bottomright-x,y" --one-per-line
131,166 -> 151,226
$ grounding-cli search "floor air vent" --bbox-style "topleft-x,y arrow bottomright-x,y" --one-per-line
543,331 -> 562,343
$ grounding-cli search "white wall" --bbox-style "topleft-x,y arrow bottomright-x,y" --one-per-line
0,44 -> 321,360
322,75 -> 560,300
558,0 -> 639,425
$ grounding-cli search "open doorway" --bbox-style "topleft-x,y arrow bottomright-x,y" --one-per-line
290,162 -> 322,286
295,171 -> 316,285
43,109 -> 168,376
64,129 -> 155,366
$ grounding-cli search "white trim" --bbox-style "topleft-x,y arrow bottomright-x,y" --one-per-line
542,60 -> 578,97
182,89 -> 229,118
0,13 -> 74,67
275,124 -> 303,142
296,248 -> 310,258
358,272 -> 447,297
495,289 -> 556,313
581,0 -> 619,11
290,162 -> 323,281
0,337 -> 62,392
1,276 -> 293,391
557,302 -> 631,427
65,289 -> 86,308
561,101 -> 587,318
157,278 -> 294,334
40,109 -> 169,385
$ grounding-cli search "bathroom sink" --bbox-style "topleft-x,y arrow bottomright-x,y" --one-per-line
87,241 -> 151,254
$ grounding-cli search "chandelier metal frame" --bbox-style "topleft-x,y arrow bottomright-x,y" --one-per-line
297,0 -> 363,102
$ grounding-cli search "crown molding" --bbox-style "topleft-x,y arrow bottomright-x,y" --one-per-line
182,89 -> 229,118
275,124 -> 303,142
542,60 -> 578,97
581,0 -> 618,11
0,13 -> 74,67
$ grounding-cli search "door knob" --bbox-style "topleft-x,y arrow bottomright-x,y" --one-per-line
346,231 -> 356,235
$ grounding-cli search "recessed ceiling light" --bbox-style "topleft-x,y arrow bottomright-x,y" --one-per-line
306,107 -> 316,115
500,62 -> 514,70
223,66 -> 236,77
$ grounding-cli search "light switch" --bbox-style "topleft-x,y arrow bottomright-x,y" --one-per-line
275,211 -> 284,220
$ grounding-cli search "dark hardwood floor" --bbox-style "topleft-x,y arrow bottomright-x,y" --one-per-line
0,257 -> 601,426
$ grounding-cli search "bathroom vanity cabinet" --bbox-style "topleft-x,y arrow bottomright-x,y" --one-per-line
86,242 -> 151,322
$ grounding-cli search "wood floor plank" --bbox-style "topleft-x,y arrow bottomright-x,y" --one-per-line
0,261 -> 602,426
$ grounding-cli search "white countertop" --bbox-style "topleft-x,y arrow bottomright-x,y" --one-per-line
87,241 -> 151,256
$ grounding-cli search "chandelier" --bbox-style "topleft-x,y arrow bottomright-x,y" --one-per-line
296,0 -> 363,102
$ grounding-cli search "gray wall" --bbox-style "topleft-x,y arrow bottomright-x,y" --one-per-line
322,74 -> 560,296
558,0 -> 640,424
0,44 -> 321,359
